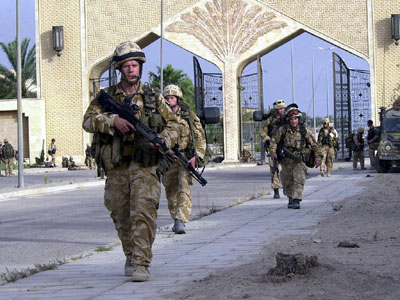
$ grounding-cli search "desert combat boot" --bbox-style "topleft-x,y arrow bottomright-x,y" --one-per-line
132,265 -> 149,282
124,258 -> 134,277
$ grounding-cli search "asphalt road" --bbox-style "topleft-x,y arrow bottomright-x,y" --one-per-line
0,165 -> 280,275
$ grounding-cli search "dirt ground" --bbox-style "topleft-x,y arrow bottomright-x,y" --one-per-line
170,172 -> 400,300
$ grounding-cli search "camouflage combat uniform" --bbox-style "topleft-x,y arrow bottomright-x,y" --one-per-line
2,141 -> 15,177
260,113 -> 284,189
270,125 -> 321,203
352,129 -> 365,170
82,82 -> 179,269
317,126 -> 339,176
162,104 -> 206,223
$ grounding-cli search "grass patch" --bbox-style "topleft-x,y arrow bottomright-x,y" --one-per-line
332,203 -> 344,211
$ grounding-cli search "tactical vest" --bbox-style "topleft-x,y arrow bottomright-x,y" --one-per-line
3,143 -> 14,159
179,102 -> 196,159
94,85 -> 165,172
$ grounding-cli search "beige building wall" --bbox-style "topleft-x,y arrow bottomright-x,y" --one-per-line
35,0 -> 399,162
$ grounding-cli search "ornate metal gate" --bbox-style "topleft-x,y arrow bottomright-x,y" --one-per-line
333,52 -> 370,160
193,57 -> 224,157
239,73 -> 260,161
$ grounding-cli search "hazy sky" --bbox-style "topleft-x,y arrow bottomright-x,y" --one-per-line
0,1 -> 370,118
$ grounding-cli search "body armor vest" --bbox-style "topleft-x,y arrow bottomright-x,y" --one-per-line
179,102 -> 196,159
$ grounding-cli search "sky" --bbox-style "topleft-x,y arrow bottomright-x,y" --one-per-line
0,1 -> 370,118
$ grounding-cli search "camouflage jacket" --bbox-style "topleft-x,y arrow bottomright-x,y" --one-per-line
270,124 -> 322,162
318,127 -> 339,148
82,82 -> 179,170
2,143 -> 15,159
260,114 -> 284,145
175,105 -> 206,160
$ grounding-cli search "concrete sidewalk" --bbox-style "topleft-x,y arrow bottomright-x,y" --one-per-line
0,166 -> 371,300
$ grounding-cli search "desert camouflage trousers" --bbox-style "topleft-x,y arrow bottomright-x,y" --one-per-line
320,145 -> 335,174
4,158 -> 14,176
104,161 -> 160,267
280,159 -> 306,200
269,156 -> 281,189
368,144 -> 378,167
353,151 -> 365,169
162,161 -> 193,223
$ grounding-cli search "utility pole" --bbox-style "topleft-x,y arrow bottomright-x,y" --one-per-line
16,0 -> 24,188
160,0 -> 164,93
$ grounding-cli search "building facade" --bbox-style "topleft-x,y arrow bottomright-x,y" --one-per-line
1,0 -> 399,163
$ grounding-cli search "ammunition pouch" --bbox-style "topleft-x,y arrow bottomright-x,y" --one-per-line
302,147 -> 316,168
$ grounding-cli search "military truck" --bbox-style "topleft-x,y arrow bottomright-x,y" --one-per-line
375,99 -> 400,172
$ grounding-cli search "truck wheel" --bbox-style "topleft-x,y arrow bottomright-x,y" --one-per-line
375,154 -> 391,173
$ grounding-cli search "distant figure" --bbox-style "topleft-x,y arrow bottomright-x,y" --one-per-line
352,128 -> 366,170
85,143 -> 94,169
2,139 -> 15,177
317,118 -> 339,177
367,120 -> 380,169
67,156 -> 79,170
48,138 -> 57,167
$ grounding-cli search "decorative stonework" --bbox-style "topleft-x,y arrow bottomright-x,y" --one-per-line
166,0 -> 287,62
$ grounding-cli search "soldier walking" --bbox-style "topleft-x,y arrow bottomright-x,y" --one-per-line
161,84 -> 206,234
352,127 -> 366,170
317,118 -> 339,177
85,143 -> 94,169
2,139 -> 15,177
269,105 -> 321,209
83,41 -> 178,282
260,99 -> 286,199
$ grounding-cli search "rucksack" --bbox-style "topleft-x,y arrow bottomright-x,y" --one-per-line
345,133 -> 354,149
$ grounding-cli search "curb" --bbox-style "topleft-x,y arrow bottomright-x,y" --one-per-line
0,180 -> 105,202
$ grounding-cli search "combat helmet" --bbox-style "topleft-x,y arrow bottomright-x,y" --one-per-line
358,127 -> 365,133
112,41 -> 146,70
286,105 -> 302,119
163,84 -> 183,99
3,138 -> 8,143
323,117 -> 330,124
273,99 -> 286,109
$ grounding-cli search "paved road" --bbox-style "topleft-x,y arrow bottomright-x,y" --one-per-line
0,162 -> 350,276
0,165 -> 273,275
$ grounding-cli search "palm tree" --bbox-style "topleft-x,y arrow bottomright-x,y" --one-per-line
148,64 -> 195,110
0,38 -> 36,99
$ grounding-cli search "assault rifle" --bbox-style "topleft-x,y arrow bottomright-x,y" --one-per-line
276,142 -> 302,163
97,89 -> 207,186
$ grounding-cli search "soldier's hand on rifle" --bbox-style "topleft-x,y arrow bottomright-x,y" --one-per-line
188,157 -> 196,168
270,153 -> 277,161
149,134 -> 165,150
314,159 -> 321,168
114,116 -> 136,134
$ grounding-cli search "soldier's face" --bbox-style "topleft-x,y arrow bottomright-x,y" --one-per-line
165,95 -> 178,107
277,108 -> 285,115
120,60 -> 140,84
289,117 -> 299,128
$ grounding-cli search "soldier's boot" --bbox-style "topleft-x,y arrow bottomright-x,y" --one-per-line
124,258 -> 134,277
131,265 -> 149,282
292,199 -> 301,209
282,188 -> 286,196
287,198 -> 293,209
326,173 -> 331,177
320,172 -> 325,177
174,219 -> 186,234
273,189 -> 280,199
361,166 -> 366,170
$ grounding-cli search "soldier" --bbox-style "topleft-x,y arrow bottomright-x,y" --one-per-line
85,143 -> 94,169
2,139 -> 15,177
161,84 -> 206,234
82,41 -> 178,282
317,118 -> 339,177
269,105 -> 321,209
48,138 -> 57,167
352,127 -> 366,170
367,120 -> 380,169
260,99 -> 286,199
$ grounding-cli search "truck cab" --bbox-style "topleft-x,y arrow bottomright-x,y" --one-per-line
375,104 -> 400,172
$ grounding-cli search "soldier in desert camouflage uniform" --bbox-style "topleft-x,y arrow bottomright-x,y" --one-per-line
2,139 -> 15,177
161,85 -> 206,234
269,105 -> 322,209
317,118 -> 339,177
260,99 -> 286,199
82,41 -> 179,282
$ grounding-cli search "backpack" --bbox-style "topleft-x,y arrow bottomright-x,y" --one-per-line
345,133 -> 354,149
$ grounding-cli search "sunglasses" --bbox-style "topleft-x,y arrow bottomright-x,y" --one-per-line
287,109 -> 300,117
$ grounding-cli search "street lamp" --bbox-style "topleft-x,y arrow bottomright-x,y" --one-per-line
318,46 -> 335,119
